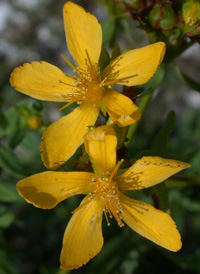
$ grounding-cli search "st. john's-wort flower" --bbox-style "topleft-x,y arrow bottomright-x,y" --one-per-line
10,2 -> 166,169
16,126 -> 190,269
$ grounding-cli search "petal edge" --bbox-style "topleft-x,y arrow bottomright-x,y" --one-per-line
60,196 -> 104,269
120,193 -> 182,251
10,61 -> 75,102
17,171 -> 93,209
41,102 -> 100,169
63,2 -> 102,70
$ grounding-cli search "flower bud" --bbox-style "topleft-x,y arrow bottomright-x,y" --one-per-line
28,115 -> 42,129
125,0 -> 140,9
148,3 -> 177,29
183,0 -> 200,26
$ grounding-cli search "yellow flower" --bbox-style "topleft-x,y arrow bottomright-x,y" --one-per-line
16,125 -> 190,270
10,2 -> 166,169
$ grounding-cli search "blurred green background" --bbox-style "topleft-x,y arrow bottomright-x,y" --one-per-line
0,0 -> 200,273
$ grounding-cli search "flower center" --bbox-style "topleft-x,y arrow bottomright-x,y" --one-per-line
59,51 -> 138,111
89,160 -> 125,227
59,52 -> 105,110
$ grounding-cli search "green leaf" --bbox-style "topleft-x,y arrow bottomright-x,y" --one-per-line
152,110 -> 176,153
151,182 -> 170,213
119,18 -> 137,47
164,248 -> 200,272
0,182 -> 19,203
166,174 -> 200,188
0,110 -> 7,129
101,20 -> 116,47
0,250 -> 18,274
175,64 -> 200,92
0,205 -> 15,228
142,64 -> 166,91
126,65 -> 166,149
111,43 -> 121,60
0,146 -> 26,178
56,268 -> 71,274
100,103 -> 107,117
112,125 -> 128,149
99,48 -> 110,73
89,234 -> 124,272
8,127 -> 25,149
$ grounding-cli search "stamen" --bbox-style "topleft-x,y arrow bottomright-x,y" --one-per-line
59,80 -> 76,88
85,49 -> 93,69
103,79 -> 119,86
99,77 -> 107,87
59,101 -> 75,111
103,209 -> 111,226
107,159 -> 124,185
103,74 -> 138,86
60,54 -> 79,75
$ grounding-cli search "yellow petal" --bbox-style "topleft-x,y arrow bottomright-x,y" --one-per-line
17,171 -> 93,209
102,42 -> 166,86
101,89 -> 141,127
41,102 -> 100,169
118,156 -> 191,190
10,61 -> 75,102
120,193 -> 182,251
60,196 -> 104,270
84,126 -> 117,174
63,2 -> 102,70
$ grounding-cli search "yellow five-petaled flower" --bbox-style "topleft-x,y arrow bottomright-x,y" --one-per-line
10,2 -> 166,169
16,126 -> 190,270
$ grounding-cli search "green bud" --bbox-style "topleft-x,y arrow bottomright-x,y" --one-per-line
124,0 -> 140,9
183,0 -> 200,26
148,3 -> 177,29
161,4 -> 177,28
148,4 -> 161,28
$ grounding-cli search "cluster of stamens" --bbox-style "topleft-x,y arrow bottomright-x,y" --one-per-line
89,173 -> 124,227
59,52 -> 104,110
87,160 -> 125,227
59,50 -> 138,111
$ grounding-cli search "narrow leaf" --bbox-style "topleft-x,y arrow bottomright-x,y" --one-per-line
8,127 -> 25,149
0,146 -> 26,178
151,182 -> 170,213
99,48 -> 110,73
101,20 -> 116,47
111,43 -> 121,60
175,64 -> 200,92
0,205 -> 15,228
0,110 -> 7,129
0,182 -> 19,202
152,110 -> 176,153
